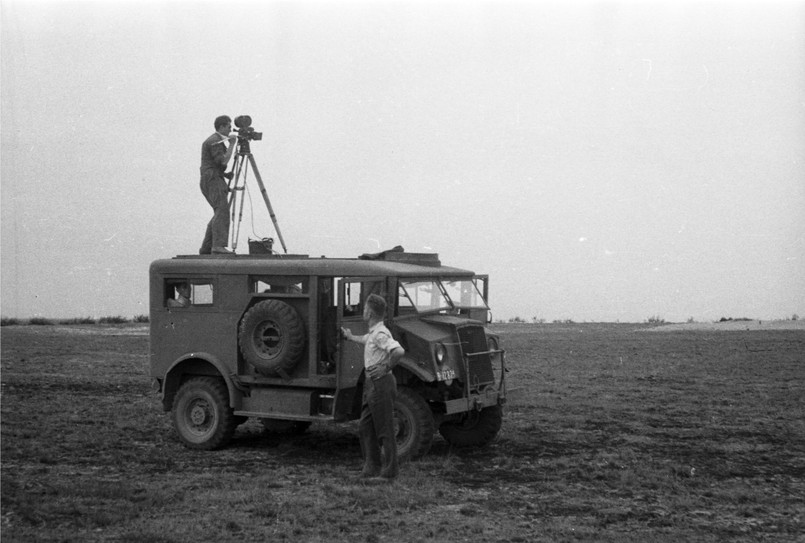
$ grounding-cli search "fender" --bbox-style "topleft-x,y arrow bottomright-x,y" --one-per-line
395,355 -> 435,383
161,352 -> 240,411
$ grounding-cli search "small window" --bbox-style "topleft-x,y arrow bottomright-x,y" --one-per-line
191,283 -> 214,305
341,280 -> 383,318
252,276 -> 308,294
165,280 -> 214,308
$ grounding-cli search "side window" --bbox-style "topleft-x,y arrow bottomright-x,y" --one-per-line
341,280 -> 383,318
191,283 -> 214,305
397,283 -> 415,312
166,281 -> 191,308
474,277 -> 488,302
251,276 -> 308,294
165,280 -> 214,308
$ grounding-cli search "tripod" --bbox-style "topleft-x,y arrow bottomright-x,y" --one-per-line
226,138 -> 288,254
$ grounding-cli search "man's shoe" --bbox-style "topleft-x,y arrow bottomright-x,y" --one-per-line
368,476 -> 395,484
211,247 -> 234,254
359,465 -> 381,478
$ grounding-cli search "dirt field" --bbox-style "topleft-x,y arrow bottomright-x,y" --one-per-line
2,322 -> 803,542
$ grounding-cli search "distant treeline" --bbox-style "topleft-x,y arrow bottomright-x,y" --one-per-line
498,314 -> 800,325
1,315 -> 149,326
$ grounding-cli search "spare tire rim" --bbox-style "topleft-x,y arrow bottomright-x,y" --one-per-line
253,320 -> 283,359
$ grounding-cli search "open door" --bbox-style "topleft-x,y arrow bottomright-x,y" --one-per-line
332,277 -> 385,420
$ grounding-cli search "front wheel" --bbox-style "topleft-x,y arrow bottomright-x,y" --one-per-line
394,387 -> 435,461
439,405 -> 502,448
173,377 -> 236,450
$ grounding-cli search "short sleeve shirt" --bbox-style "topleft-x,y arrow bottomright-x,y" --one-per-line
363,322 -> 402,370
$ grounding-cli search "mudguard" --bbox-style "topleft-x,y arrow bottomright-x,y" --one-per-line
161,353 -> 239,411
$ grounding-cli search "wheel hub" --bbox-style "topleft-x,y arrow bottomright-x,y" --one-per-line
189,402 -> 210,426
394,412 -> 411,442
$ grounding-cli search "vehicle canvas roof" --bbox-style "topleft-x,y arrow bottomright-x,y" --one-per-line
149,253 -> 476,278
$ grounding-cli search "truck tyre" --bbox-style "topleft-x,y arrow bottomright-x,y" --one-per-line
173,377 -> 236,450
439,405 -> 502,448
260,418 -> 312,434
394,387 -> 435,460
239,299 -> 305,377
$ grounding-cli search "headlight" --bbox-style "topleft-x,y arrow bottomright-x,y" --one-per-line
488,336 -> 502,384
487,336 -> 499,354
434,343 -> 447,364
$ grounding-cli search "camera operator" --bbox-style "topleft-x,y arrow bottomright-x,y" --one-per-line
198,115 -> 237,255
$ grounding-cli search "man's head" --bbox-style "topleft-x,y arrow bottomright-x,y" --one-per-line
214,115 -> 232,134
364,293 -> 387,321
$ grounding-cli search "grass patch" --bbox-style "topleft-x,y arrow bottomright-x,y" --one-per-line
1,324 -> 803,542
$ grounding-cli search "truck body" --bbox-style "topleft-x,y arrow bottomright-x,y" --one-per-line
149,250 -> 507,458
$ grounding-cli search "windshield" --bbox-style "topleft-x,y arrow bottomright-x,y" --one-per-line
442,279 -> 489,309
398,280 -> 452,312
398,278 -> 488,313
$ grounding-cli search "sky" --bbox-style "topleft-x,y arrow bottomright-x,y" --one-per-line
1,0 -> 804,323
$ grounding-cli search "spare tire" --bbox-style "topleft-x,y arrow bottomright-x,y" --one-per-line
239,299 -> 306,376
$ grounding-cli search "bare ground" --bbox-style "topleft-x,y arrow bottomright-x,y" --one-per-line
1,323 -> 803,542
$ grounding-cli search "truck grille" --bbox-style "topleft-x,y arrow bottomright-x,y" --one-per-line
457,325 -> 494,387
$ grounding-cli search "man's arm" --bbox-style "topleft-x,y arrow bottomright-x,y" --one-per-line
221,135 -> 237,164
341,327 -> 367,345
211,135 -> 238,168
389,346 -> 404,367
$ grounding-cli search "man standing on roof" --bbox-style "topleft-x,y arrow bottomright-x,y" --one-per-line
341,293 -> 405,481
199,115 -> 237,255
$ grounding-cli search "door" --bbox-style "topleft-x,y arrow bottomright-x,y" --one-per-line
332,277 -> 386,418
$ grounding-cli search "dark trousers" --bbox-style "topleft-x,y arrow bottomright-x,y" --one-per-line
199,171 -> 230,253
359,372 -> 398,478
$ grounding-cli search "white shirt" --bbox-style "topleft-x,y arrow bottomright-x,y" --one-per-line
363,321 -> 402,369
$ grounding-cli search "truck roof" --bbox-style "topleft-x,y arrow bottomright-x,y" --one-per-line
149,252 -> 477,278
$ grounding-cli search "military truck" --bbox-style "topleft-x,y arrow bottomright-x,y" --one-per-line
149,249 -> 507,459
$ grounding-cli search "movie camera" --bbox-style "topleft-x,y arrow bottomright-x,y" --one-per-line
234,115 -> 262,141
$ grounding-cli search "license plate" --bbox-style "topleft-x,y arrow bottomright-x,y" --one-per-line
436,368 -> 456,381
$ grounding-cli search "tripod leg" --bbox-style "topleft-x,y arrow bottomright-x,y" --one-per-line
228,155 -> 246,250
233,160 -> 249,251
247,154 -> 288,254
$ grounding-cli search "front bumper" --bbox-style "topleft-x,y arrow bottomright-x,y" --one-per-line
443,387 -> 502,415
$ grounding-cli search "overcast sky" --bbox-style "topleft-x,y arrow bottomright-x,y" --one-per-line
2,0 -> 803,322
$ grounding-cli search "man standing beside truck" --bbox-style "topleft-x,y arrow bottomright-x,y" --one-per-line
342,294 -> 405,481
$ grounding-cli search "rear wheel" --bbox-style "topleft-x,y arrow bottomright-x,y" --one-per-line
394,387 -> 434,460
439,405 -> 502,448
173,377 -> 236,450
